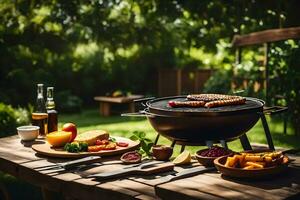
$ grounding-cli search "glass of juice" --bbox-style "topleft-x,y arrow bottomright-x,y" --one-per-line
31,112 -> 48,136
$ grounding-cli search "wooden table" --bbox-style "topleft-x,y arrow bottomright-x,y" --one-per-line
0,135 -> 300,200
94,95 -> 144,116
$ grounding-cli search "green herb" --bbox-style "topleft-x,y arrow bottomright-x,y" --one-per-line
109,137 -> 117,143
130,131 -> 153,158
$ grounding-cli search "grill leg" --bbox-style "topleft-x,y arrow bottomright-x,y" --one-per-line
180,145 -> 186,153
154,134 -> 160,145
171,140 -> 176,148
239,134 -> 252,150
260,114 -> 275,150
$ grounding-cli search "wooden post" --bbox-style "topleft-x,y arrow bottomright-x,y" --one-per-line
232,47 -> 242,90
176,69 -> 182,95
194,70 -> 199,93
264,43 -> 270,105
158,69 -> 162,96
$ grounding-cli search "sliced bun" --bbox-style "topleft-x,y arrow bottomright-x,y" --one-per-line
74,130 -> 109,145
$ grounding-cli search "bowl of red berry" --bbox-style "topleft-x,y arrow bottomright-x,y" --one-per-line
196,146 -> 233,167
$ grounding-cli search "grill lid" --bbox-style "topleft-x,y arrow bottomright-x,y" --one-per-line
146,96 -> 264,117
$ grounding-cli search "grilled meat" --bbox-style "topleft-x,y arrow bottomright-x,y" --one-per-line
187,94 -> 242,102
168,101 -> 205,108
204,97 -> 246,108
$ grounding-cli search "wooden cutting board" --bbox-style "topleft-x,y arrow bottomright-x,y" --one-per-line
32,136 -> 140,158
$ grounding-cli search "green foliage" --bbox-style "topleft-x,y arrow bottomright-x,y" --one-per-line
0,103 -> 30,137
1,0 -> 300,108
130,131 -> 153,157
56,90 -> 83,113
0,103 -> 17,136
203,70 -> 232,94
269,40 -> 300,134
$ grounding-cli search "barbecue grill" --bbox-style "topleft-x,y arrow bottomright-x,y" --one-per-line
123,95 -> 288,151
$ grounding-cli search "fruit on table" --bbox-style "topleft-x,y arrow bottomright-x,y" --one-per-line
173,151 -> 191,165
152,145 -> 173,161
74,130 -> 109,146
46,131 -> 72,147
120,151 -> 142,164
112,90 -> 123,97
62,123 -> 77,142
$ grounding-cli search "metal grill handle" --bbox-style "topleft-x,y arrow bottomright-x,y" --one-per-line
263,106 -> 288,115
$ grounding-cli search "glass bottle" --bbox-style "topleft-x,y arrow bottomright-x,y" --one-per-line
46,87 -> 58,133
31,84 -> 48,136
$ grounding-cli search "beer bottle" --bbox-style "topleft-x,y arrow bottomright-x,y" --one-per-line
46,87 -> 58,133
32,84 -> 48,136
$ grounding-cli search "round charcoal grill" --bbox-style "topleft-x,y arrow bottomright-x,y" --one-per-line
147,96 -> 263,117
123,95 -> 287,146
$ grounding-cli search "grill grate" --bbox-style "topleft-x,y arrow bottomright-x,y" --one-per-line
148,96 -> 264,114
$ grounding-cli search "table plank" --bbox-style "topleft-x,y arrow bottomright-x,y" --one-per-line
0,135 -> 155,199
156,165 -> 300,200
1,135 -> 300,200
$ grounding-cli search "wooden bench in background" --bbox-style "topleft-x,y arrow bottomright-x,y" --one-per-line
94,95 -> 144,116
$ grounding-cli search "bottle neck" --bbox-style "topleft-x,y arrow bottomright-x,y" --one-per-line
37,84 -> 44,99
46,87 -> 55,110
35,84 -> 46,113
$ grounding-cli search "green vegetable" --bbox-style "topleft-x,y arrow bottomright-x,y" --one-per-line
130,131 -> 153,158
64,142 -> 88,153
109,137 -> 117,142
79,142 -> 88,152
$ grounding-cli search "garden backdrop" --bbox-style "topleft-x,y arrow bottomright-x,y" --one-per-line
1,1 -> 300,199
1,0 -> 300,135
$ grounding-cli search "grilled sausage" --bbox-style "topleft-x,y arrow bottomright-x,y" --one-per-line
168,101 -> 206,108
187,94 -> 242,102
204,97 -> 246,108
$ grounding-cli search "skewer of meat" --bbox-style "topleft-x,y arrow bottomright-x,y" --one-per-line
187,94 -> 242,102
168,101 -> 205,108
204,97 -> 246,108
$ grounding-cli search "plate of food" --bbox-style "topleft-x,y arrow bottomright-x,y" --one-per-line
214,150 -> 290,179
32,130 -> 140,158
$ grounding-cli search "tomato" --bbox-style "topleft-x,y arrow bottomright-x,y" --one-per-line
62,123 -> 77,142
117,142 -> 129,147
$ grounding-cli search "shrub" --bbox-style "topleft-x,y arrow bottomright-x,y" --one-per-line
0,103 -> 17,137
56,90 -> 83,113
203,70 -> 232,94
0,103 -> 31,137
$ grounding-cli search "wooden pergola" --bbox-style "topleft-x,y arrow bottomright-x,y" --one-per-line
231,26 -> 300,105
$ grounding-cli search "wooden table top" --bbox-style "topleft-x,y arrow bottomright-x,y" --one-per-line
0,135 -> 300,200
94,95 -> 144,103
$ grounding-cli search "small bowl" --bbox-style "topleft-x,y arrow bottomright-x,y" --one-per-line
120,151 -> 142,164
196,148 -> 231,167
17,125 -> 40,141
152,145 -> 173,161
